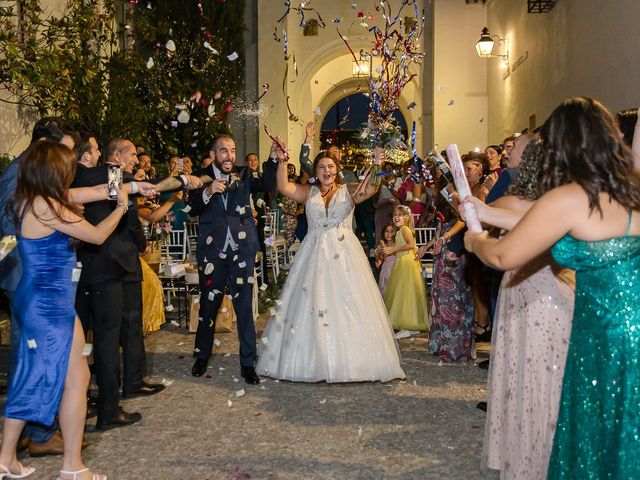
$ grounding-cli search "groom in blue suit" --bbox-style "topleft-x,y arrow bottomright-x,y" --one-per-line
189,134 -> 278,383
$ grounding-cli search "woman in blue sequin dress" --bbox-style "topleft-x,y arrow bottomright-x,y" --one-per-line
0,142 -> 132,480
464,97 -> 640,479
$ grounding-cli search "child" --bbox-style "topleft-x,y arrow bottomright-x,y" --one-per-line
383,205 -> 429,338
375,223 -> 397,294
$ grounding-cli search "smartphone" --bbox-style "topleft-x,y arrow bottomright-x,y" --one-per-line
176,157 -> 184,173
107,164 -> 123,200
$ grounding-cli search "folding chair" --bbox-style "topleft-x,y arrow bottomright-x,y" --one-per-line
415,227 -> 437,286
263,210 -> 288,283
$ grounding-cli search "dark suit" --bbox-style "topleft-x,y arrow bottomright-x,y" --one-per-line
188,160 -> 277,367
72,164 -> 147,418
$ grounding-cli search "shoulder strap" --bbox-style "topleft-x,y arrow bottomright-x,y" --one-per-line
626,209 -> 633,236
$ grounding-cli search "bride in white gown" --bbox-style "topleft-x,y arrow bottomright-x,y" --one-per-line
256,145 -> 405,383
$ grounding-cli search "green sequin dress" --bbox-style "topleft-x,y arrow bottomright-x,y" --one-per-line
548,233 -> 640,479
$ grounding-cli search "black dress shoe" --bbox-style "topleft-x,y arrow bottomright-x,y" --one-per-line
122,382 -> 166,399
96,408 -> 142,431
192,358 -> 209,377
478,359 -> 490,370
476,401 -> 487,412
240,366 -> 260,385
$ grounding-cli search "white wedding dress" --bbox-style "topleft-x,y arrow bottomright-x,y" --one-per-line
256,185 -> 405,383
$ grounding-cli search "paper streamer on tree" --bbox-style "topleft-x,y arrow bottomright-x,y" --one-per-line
445,144 -> 482,232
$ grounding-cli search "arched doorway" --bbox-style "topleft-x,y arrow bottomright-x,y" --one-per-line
320,93 -> 409,164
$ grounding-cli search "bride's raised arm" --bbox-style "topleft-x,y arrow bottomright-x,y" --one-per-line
274,137 -> 311,204
348,146 -> 384,204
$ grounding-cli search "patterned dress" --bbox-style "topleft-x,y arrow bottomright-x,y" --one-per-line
428,225 -> 474,362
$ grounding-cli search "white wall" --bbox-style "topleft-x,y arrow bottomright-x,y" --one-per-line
486,0 -> 640,142
433,0 -> 488,153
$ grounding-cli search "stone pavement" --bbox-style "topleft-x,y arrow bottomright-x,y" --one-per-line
7,316 -> 496,480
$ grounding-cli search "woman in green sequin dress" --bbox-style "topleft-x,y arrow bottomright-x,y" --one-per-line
464,97 -> 640,479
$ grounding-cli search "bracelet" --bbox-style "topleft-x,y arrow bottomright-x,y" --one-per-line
117,200 -> 129,213
129,181 -> 138,194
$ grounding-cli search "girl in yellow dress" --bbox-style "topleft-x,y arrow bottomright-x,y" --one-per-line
383,205 -> 429,337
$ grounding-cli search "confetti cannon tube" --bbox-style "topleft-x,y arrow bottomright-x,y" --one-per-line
445,144 -> 482,233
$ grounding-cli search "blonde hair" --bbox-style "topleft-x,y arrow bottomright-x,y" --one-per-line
394,205 -> 415,232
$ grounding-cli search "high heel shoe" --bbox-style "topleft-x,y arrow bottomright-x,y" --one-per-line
0,462 -> 35,479
58,468 -> 107,480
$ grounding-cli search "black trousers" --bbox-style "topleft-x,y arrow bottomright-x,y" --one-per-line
76,279 -> 146,418
194,253 -> 256,367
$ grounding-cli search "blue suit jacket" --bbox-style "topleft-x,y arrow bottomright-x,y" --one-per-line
188,160 -> 277,263
0,155 -> 22,292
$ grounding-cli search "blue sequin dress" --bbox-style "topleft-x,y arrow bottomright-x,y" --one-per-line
4,229 -> 77,426
548,232 -> 640,479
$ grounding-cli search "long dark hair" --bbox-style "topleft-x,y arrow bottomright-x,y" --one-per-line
508,140 -> 544,201
12,141 -> 82,226
539,97 -> 640,215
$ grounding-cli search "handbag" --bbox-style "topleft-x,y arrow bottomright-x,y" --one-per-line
188,293 -> 235,334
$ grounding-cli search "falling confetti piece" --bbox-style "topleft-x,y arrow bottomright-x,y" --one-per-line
238,231 -> 247,240
260,284 -> 268,291
146,57 -> 154,69
165,39 -> 176,52
319,398 -> 326,404
208,291 -> 216,301
407,102 -> 417,110
213,338 -> 221,347
204,263 -> 214,275
170,121 -> 178,128
232,376 -> 239,383
227,399 -> 233,407
161,378 -> 174,386
247,276 -> 255,284
214,91 -> 222,100
206,236 -> 213,245
177,110 -> 190,123
315,107 -> 321,116
262,336 -> 269,345
203,41 -> 219,55
219,252 -> 227,259
227,51 -> 239,61
357,426 -> 363,437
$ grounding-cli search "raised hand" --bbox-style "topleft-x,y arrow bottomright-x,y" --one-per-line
305,121 -> 315,143
206,179 -> 227,196
184,175 -> 204,190
135,181 -> 158,197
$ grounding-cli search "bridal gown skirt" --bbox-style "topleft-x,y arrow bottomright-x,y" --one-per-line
256,185 -> 405,383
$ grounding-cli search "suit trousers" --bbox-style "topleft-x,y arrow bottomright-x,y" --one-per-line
120,280 -> 146,392
194,252 -> 257,366
76,280 -> 123,418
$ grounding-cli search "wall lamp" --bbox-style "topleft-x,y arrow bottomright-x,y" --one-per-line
475,27 -> 510,69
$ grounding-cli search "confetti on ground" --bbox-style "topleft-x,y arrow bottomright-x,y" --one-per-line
213,339 -> 221,347
235,389 -> 245,398
161,378 -> 174,386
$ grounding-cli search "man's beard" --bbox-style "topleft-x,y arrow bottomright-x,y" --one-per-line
215,159 -> 234,173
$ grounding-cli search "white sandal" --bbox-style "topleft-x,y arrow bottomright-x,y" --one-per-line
0,462 -> 35,479
58,468 -> 107,480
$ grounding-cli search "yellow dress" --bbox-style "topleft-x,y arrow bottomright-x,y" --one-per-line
141,258 -> 165,334
383,225 -> 429,331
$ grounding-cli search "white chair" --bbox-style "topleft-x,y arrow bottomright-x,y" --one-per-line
263,210 -> 288,283
161,223 -> 187,264
185,218 -> 199,263
415,227 -> 437,286
160,223 -> 187,312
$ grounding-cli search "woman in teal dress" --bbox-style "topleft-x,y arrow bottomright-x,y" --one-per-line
464,97 -> 640,479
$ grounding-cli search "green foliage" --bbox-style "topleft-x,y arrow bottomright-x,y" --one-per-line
0,0 -> 245,167
0,153 -> 13,175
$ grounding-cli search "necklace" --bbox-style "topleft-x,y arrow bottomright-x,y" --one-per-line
320,184 -> 335,197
